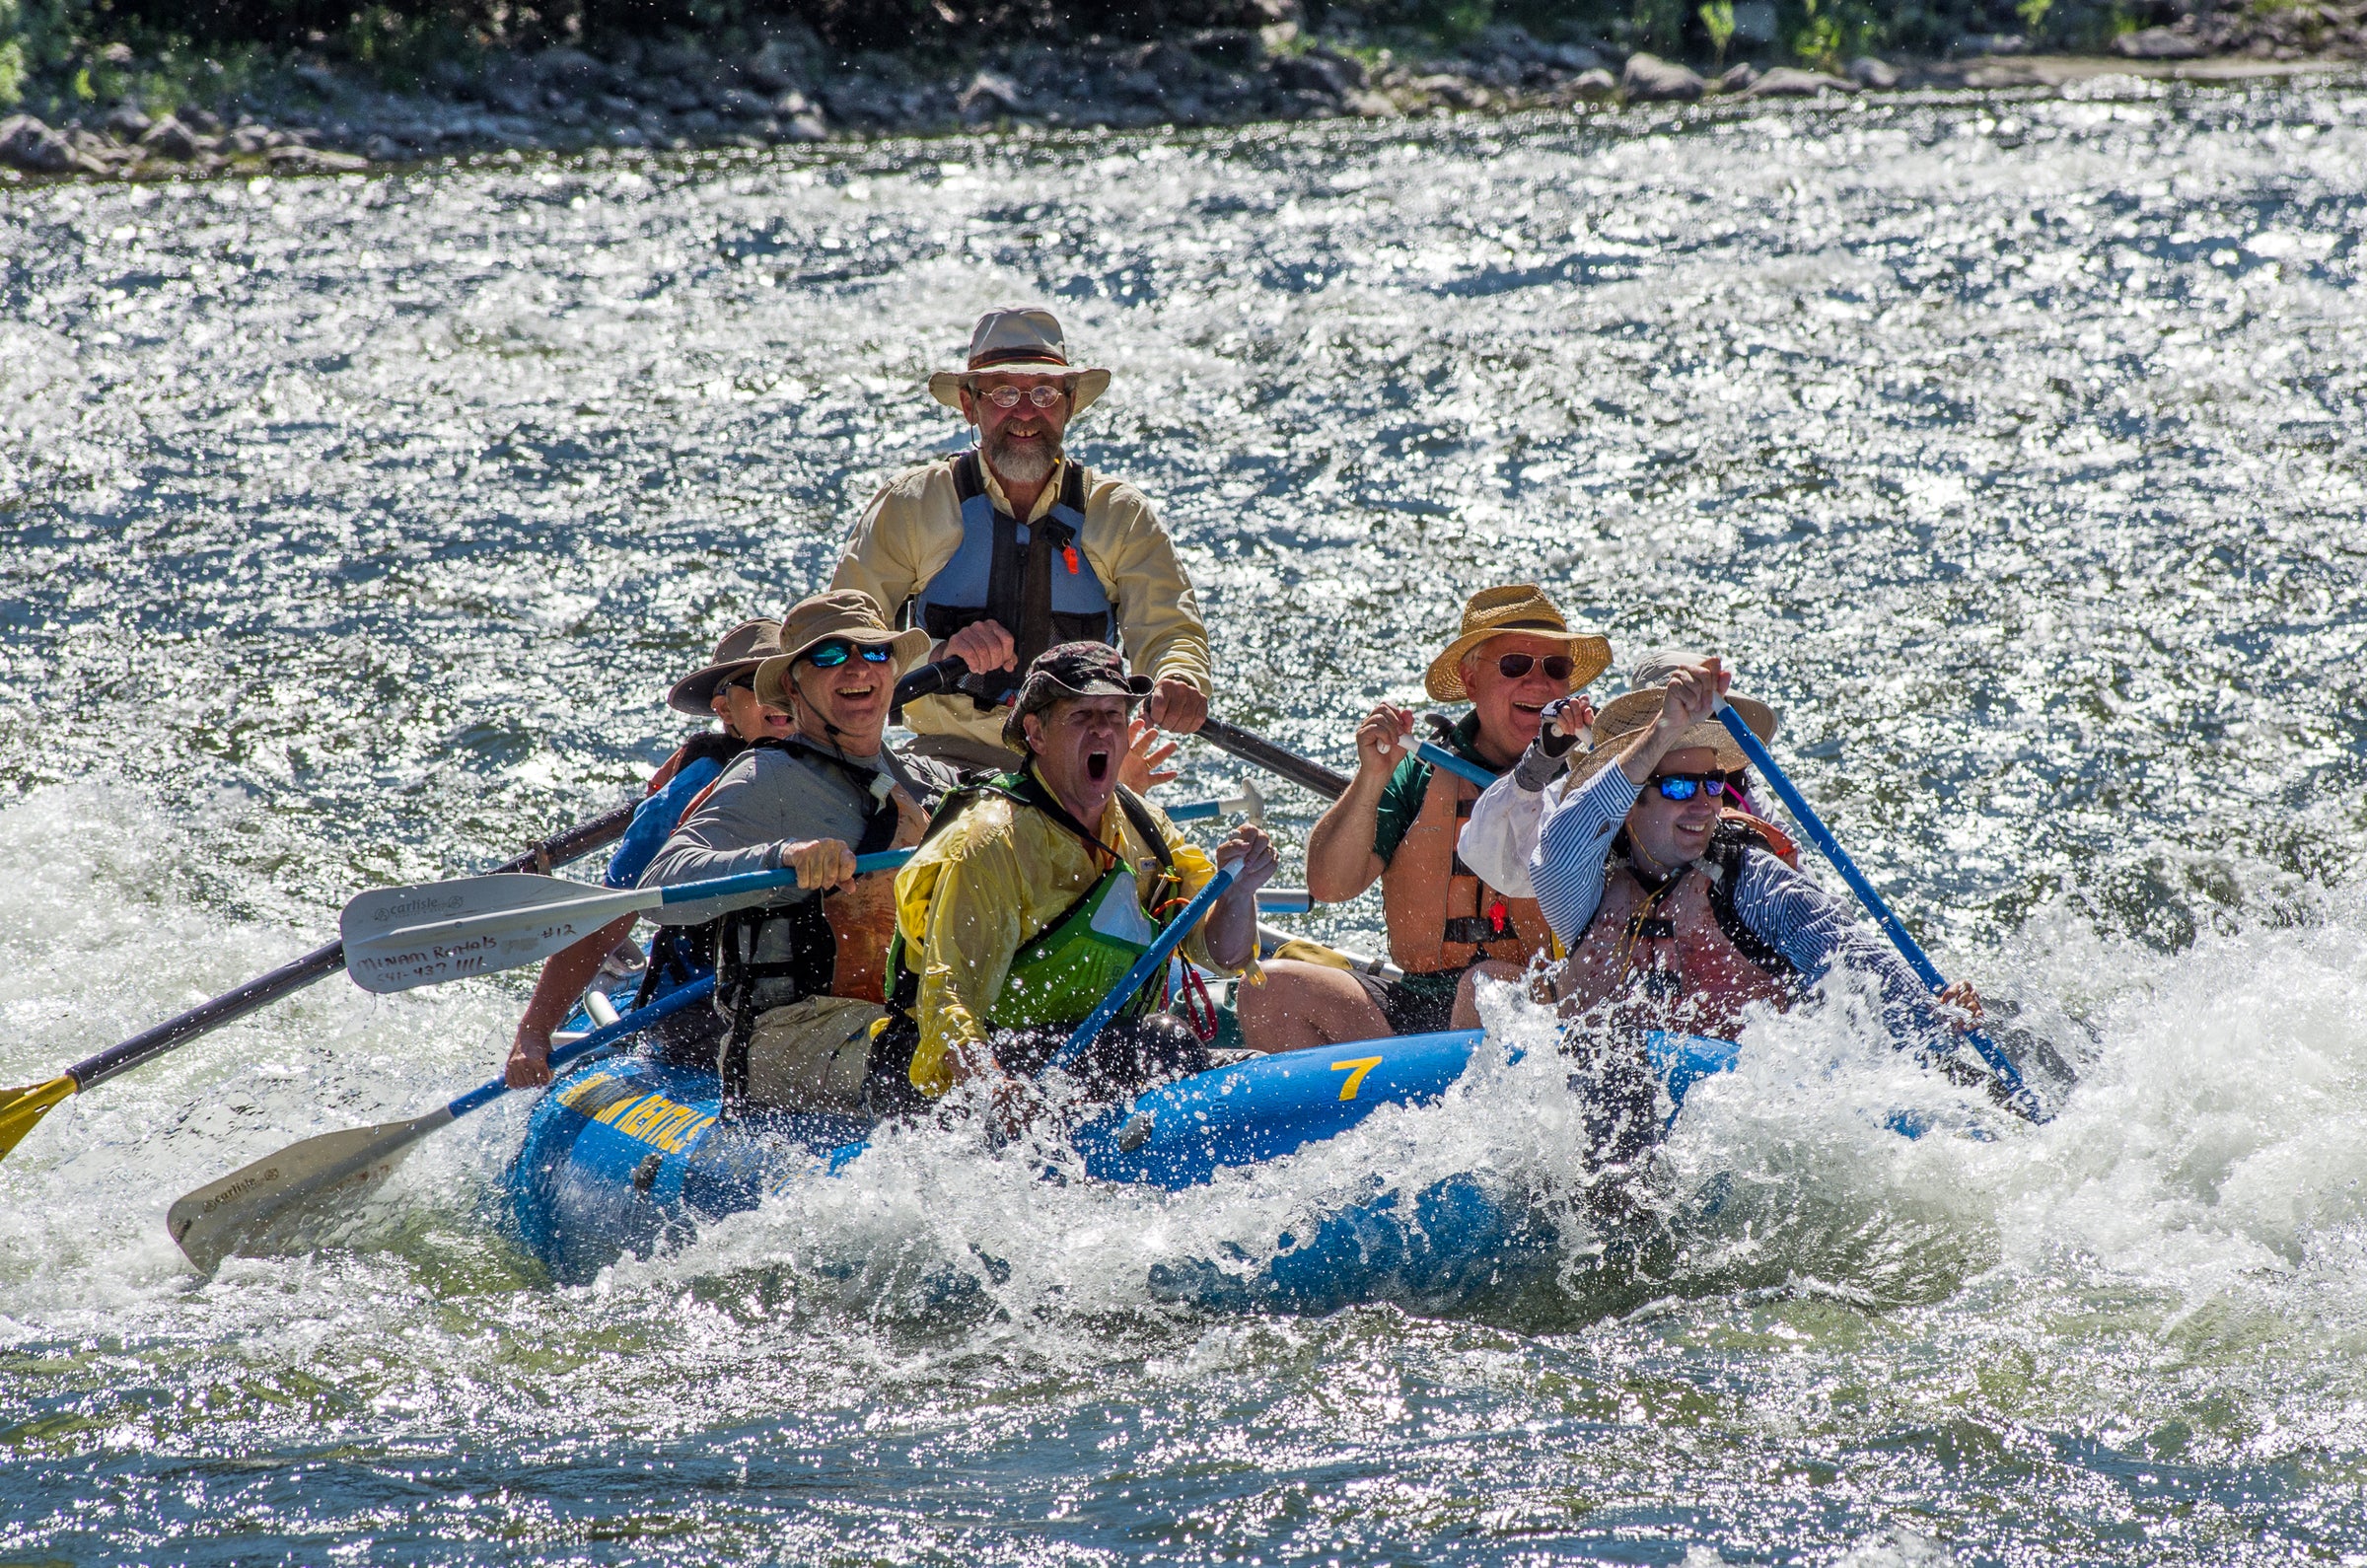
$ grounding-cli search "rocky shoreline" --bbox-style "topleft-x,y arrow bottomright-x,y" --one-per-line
3,16 -> 2362,186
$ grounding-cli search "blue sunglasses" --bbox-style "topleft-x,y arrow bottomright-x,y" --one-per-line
803,640 -> 895,669
1650,773 -> 1741,804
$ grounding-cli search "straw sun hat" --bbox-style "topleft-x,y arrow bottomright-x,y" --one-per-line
1424,585 -> 1614,703
927,307 -> 1112,414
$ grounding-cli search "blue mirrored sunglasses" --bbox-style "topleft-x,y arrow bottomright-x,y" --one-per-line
803,639 -> 895,669
1650,773 -> 1741,804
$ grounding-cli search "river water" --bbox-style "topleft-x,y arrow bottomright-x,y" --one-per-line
6,74 -> 2367,1564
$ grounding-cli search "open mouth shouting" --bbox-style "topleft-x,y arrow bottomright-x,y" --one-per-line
1084,747 -> 1112,783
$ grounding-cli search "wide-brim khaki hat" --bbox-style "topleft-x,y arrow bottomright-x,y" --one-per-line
753,590 -> 932,709
1425,584 -> 1613,702
1567,684 -> 1780,786
927,305 -> 1111,414
667,618 -> 785,716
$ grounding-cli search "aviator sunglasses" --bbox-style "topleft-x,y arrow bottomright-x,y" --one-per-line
1494,652 -> 1576,681
802,639 -> 895,669
971,384 -> 1068,410
1649,773 -> 1743,804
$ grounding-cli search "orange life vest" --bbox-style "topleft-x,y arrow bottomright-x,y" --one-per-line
1380,760 -> 1554,973
1553,818 -> 1801,1040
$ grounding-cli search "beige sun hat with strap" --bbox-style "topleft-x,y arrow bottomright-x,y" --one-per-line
927,307 -> 1112,414
753,591 -> 933,710
1566,662 -> 1780,786
1424,584 -> 1614,702
667,619 -> 786,716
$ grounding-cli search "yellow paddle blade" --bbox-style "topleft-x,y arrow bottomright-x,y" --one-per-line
0,1077 -> 76,1162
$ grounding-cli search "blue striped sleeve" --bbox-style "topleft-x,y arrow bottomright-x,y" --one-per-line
1729,849 -> 1950,1044
1530,765 -> 1643,946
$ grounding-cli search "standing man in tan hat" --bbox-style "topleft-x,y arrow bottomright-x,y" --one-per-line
831,306 -> 1213,774
505,617 -> 792,1088
1233,586 -> 1613,1052
634,591 -> 965,1112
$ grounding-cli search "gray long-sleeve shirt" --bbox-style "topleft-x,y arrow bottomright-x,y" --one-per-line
638,741 -> 958,926
1533,764 -> 1952,1045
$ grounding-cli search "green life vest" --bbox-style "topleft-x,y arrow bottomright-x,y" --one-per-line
887,770 -> 1183,1036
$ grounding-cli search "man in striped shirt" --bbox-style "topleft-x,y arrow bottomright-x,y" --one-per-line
1518,658 -> 1981,1050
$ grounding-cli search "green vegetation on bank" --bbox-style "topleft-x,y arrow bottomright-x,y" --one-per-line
0,0 -> 2231,120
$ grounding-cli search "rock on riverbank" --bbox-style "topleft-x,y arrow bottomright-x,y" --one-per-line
3,14 -> 2361,185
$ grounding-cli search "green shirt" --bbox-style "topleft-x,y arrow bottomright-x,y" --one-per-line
1370,711 -> 1495,1001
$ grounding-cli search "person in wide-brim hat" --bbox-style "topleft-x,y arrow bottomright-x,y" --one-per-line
667,619 -> 788,716
752,590 -> 933,712
926,305 -> 1112,414
1425,584 -> 1613,702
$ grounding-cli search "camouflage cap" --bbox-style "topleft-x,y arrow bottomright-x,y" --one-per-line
1002,641 -> 1154,749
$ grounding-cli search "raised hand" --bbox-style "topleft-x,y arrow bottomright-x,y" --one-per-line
1117,717 -> 1180,793
1353,701 -> 1416,777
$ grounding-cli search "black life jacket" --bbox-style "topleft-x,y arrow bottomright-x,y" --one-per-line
905,453 -> 1113,708
700,739 -> 935,1105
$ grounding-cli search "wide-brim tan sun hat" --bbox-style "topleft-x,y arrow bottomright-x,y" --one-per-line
1424,584 -> 1613,702
1566,682 -> 1780,787
927,305 -> 1112,415
753,590 -> 932,709
667,618 -> 786,716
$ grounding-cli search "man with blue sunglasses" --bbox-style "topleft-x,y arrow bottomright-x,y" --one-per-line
636,592 -> 965,1112
1519,659 -> 1980,1063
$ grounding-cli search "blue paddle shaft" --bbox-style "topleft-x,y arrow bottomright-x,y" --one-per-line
1048,865 -> 1240,1074
444,977 -> 718,1120
652,849 -> 910,910
1413,741 -> 1499,792
1713,705 -> 2037,1111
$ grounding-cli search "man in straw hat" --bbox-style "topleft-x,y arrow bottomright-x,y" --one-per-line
832,306 -> 1213,774
871,643 -> 1277,1129
505,616 -> 792,1089
1234,585 -> 1613,1052
1523,657 -> 1980,1060
631,591 -> 965,1113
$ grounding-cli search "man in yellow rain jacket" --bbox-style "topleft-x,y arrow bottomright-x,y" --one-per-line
869,644 -> 1278,1125
832,306 -> 1213,775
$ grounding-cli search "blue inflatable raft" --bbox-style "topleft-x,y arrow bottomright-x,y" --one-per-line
503,1012 -> 1742,1308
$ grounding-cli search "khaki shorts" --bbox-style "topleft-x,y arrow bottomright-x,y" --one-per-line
738,994 -> 881,1112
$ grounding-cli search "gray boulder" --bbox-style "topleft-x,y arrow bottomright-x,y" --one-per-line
106,103 -> 153,138
141,114 -> 203,159
2,113 -> 78,171
1846,55 -> 1901,87
1622,52 -> 1706,101
2114,27 -> 2208,58
1569,67 -> 1617,97
1717,61 -> 1759,92
958,70 -> 1026,119
1743,66 -> 1857,97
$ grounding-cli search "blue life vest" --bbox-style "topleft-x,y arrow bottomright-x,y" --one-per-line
907,452 -> 1115,705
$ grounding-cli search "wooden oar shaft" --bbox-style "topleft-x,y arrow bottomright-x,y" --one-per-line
67,798 -> 640,1093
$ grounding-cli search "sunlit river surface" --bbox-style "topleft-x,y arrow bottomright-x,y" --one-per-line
5,74 -> 2367,1565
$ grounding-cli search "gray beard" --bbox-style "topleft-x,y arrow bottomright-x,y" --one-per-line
985,428 -> 1060,488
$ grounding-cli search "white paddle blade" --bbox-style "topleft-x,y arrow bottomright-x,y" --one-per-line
166,1108 -> 454,1272
339,874 -> 647,994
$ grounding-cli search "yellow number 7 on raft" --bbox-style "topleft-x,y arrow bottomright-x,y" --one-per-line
1330,1056 -> 1384,1102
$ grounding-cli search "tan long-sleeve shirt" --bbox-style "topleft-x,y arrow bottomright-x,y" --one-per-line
831,456 -> 1213,754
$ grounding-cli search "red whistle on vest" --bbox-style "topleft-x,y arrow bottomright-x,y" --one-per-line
1063,544 -> 1082,575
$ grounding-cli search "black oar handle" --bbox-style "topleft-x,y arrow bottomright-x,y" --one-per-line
68,797 -> 641,1092
891,657 -> 971,723
1193,717 -> 1351,801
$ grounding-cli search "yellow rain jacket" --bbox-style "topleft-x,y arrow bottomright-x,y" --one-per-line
831,457 -> 1214,756
891,780 -> 1247,1098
